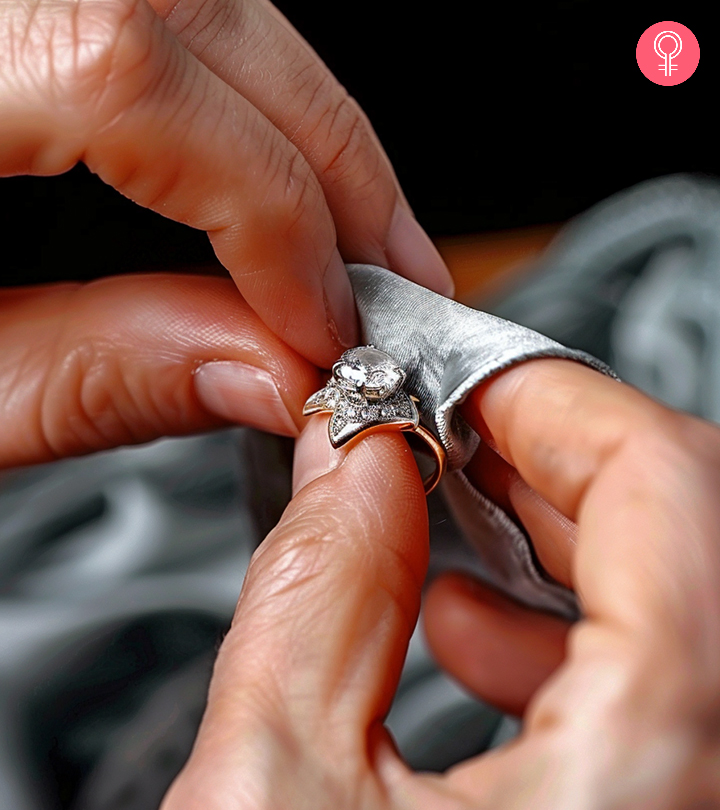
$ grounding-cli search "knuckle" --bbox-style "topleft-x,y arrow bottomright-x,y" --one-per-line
621,406 -> 688,471
253,137 -> 326,241
628,401 -> 684,446
245,492 -> 417,614
248,511 -> 344,587
313,93 -> 382,190
627,404 -> 701,461
282,146 -> 323,220
40,335 -> 146,457
61,0 -> 158,120
618,404 -> 720,509
164,0 -> 242,55
40,338 -> 111,456
2,0 -> 157,122
243,495 -> 376,606
281,61 -> 382,194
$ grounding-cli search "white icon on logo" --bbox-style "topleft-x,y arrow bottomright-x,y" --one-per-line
654,30 -> 682,76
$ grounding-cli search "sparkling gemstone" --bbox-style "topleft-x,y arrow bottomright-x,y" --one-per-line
332,345 -> 404,401
361,408 -> 369,419
335,364 -> 366,387
346,407 -> 357,419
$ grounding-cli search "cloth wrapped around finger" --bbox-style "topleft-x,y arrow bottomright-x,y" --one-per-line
346,264 -> 616,620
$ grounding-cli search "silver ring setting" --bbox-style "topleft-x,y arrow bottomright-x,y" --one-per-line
303,345 -> 446,494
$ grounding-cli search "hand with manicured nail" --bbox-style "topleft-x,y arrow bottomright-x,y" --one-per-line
0,275 -> 321,465
161,360 -> 720,809
0,0 -> 453,370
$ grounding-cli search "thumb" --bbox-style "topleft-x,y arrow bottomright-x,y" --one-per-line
163,416 -> 428,807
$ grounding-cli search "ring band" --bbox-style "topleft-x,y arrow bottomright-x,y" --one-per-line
403,422 -> 447,494
302,345 -> 447,495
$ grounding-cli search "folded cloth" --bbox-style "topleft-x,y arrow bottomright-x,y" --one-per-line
347,264 -> 616,619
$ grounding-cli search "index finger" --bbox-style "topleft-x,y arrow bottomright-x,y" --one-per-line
150,0 -> 455,295
442,372 -> 720,806
463,359 -> 676,521
1,0 -> 350,367
463,359 -> 720,635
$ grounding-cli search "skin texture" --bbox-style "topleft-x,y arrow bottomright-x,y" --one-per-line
159,360 -> 720,810
0,274 -> 322,465
0,0 -> 453,369
1,1 -> 719,805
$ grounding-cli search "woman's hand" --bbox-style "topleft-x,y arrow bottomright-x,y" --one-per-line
0,0 -> 453,368
162,359 -> 720,809
0,274 -> 324,466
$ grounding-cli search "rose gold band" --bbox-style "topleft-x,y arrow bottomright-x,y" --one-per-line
411,423 -> 447,495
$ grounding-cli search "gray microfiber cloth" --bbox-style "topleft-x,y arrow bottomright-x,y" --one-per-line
347,264 -> 616,619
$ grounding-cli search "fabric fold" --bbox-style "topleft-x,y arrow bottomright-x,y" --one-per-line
347,263 -> 616,617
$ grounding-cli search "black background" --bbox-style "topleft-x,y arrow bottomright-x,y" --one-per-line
0,0 -> 716,285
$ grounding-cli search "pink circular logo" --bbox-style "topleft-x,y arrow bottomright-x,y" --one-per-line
637,22 -> 700,85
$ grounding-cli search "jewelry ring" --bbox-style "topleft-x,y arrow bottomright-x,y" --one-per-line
302,345 -> 447,494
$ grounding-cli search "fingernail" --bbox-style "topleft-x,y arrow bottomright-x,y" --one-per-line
323,249 -> 358,349
292,414 -> 349,496
194,361 -> 299,437
385,204 -> 455,297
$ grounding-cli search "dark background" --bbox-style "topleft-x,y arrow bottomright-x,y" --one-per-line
0,0 -> 716,285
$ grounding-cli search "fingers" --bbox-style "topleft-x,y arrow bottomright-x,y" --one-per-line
459,361 -> 720,777
0,0 -> 354,366
424,573 -> 570,716
1,0 -> 453,369
463,439 -> 577,588
165,416 -> 428,804
434,363 -> 720,806
464,360 -> 720,636
0,274 -> 321,467
149,0 -> 454,294
506,475 -> 577,589
459,358 -> 720,712
463,359 -> 688,522
465,359 -> 720,616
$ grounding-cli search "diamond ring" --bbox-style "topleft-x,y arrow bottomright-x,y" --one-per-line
302,345 -> 447,494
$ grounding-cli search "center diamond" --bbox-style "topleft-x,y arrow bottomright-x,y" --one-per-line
332,346 -> 405,401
